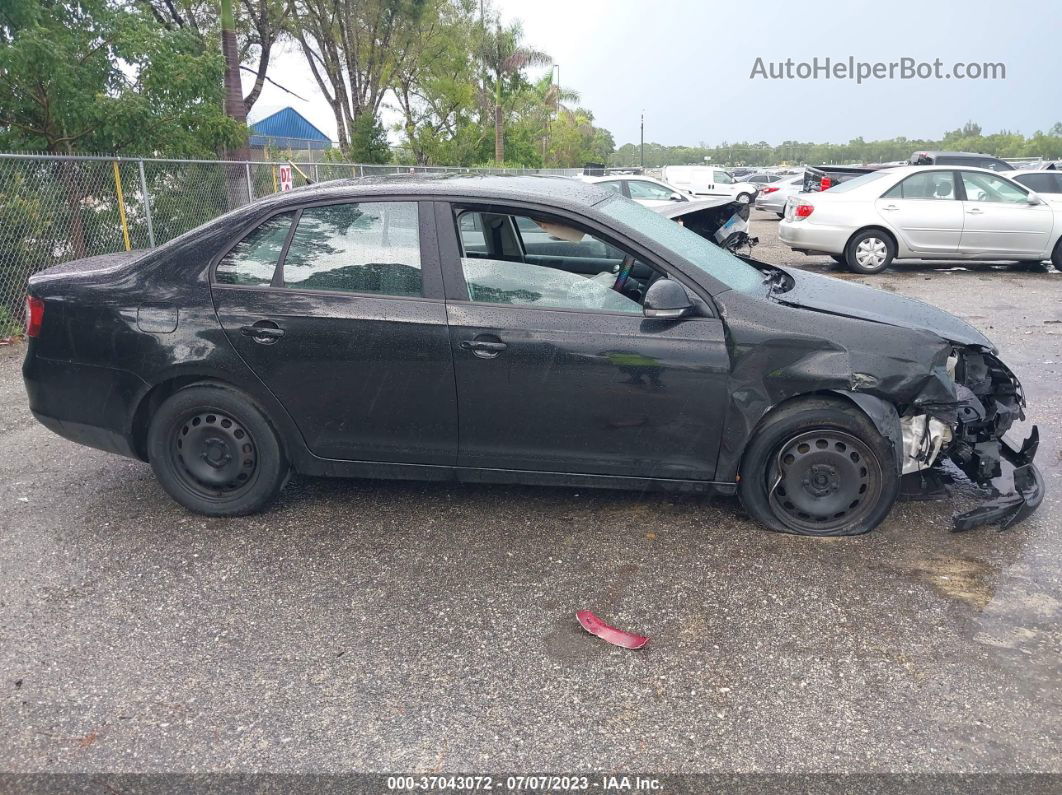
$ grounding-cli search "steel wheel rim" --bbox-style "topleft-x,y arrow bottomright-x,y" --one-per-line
855,237 -> 887,268
768,430 -> 882,533
171,409 -> 258,499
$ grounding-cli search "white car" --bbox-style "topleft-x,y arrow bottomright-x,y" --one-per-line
659,165 -> 759,204
754,174 -> 805,216
579,174 -> 689,208
1003,169 -> 1062,204
778,165 -> 1062,273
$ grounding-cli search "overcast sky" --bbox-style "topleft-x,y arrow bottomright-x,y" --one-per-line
249,0 -> 1062,148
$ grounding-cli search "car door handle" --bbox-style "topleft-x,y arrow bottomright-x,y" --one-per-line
881,204 -> 899,211
966,208 -> 984,215
460,337 -> 507,358
240,321 -> 284,344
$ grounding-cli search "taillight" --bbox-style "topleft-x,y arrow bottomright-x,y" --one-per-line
25,296 -> 44,338
761,185 -> 780,194
794,204 -> 815,219
820,176 -> 833,190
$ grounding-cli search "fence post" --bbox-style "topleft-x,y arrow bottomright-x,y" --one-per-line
137,159 -> 156,248
314,163 -> 320,183
112,160 -> 132,252
245,163 -> 254,201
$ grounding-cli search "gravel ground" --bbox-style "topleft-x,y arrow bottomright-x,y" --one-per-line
1,212 -> 1060,773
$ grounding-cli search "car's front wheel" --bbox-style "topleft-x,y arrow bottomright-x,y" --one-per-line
736,192 -> 754,205
738,397 -> 899,536
147,383 -> 289,516
844,229 -> 895,274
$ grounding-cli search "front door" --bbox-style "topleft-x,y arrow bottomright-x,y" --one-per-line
439,203 -> 730,481
876,170 -> 963,254
957,170 -> 1055,257
211,199 -> 458,464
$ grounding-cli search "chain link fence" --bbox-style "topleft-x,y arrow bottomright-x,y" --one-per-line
0,152 -> 580,334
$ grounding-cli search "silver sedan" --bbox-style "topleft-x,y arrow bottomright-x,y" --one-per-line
778,165 -> 1062,273
754,174 -> 805,216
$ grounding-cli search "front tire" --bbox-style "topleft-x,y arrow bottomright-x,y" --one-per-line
736,192 -> 754,205
844,229 -> 895,274
738,398 -> 899,536
1052,239 -> 1062,270
146,383 -> 289,516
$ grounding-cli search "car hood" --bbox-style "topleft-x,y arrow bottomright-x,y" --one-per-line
773,267 -> 993,349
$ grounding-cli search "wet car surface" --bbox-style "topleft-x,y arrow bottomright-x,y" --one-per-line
1,211 -> 1059,772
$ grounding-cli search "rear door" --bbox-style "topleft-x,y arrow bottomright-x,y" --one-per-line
957,171 -> 1054,257
210,199 -> 458,464
875,170 -> 963,254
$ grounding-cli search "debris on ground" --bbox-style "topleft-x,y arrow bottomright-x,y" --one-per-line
576,610 -> 649,650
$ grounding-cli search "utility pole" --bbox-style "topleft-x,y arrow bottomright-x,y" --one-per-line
640,111 -> 644,169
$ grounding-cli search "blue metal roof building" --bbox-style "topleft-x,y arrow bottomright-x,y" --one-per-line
249,107 -> 332,151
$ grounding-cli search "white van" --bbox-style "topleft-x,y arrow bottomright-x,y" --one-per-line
661,166 -> 758,204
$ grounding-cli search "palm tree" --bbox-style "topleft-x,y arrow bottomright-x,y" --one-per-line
479,21 -> 550,164
534,72 -> 580,166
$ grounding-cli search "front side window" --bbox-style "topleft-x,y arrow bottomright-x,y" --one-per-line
454,208 -> 647,314
627,180 -> 677,200
883,171 -> 956,200
960,172 -> 1028,204
280,202 -> 421,296
215,212 -> 295,286
715,170 -> 735,184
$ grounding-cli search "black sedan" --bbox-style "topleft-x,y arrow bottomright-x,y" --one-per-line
23,175 -> 1044,535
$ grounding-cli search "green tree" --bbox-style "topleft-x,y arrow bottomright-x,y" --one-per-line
478,19 -> 550,164
349,113 -> 391,163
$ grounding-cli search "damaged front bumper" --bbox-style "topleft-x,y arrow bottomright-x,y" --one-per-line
903,349 -> 1045,532
952,428 -> 1044,532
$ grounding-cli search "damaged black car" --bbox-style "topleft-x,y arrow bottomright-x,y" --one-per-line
22,175 -> 1044,535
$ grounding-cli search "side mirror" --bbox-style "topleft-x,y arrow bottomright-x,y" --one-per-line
669,192 -> 685,202
643,279 -> 693,319
1027,191 -> 1044,205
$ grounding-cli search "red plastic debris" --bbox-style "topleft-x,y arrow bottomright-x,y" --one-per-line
576,610 -> 649,650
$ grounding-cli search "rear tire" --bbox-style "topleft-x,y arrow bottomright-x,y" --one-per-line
736,192 -> 754,205
829,254 -> 846,264
147,383 -> 288,516
1052,239 -> 1062,270
738,397 -> 899,536
844,229 -> 895,274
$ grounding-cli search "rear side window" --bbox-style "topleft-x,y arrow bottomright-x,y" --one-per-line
215,212 -> 295,286
280,202 -> 421,296
883,171 -> 956,200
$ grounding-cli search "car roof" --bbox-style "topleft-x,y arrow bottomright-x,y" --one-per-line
265,172 -> 618,210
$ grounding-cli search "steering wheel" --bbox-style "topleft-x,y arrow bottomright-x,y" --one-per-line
613,254 -> 636,292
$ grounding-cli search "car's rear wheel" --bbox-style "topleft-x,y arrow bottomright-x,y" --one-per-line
147,383 -> 288,516
1052,239 -> 1062,270
829,254 -> 847,264
738,398 -> 899,536
844,229 -> 895,274
736,192 -> 754,205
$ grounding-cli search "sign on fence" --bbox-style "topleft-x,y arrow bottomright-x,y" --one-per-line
278,165 -> 293,192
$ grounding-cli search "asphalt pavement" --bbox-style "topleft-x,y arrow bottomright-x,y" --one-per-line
2,212 -> 1060,774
